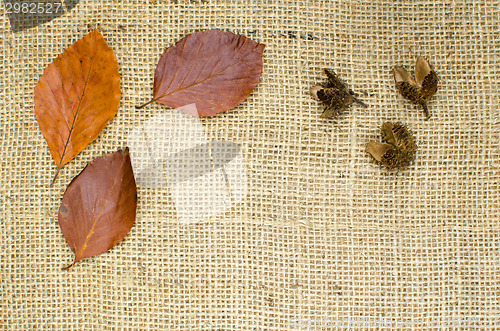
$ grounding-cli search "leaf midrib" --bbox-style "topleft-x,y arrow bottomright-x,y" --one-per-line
57,32 -> 97,169
76,156 -> 126,261
155,40 -> 258,102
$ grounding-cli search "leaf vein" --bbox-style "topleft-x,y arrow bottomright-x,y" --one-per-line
57,32 -> 98,167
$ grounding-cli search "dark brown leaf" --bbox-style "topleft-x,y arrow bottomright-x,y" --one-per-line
34,29 -> 121,185
58,149 -> 137,269
136,29 -> 265,116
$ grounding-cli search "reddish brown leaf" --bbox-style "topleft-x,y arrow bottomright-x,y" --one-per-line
58,149 -> 137,269
34,29 -> 121,185
136,29 -> 265,116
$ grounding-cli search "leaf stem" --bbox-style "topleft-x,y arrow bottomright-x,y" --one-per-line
422,103 -> 430,120
50,167 -> 61,187
135,98 -> 158,109
62,260 -> 76,270
353,97 -> 368,108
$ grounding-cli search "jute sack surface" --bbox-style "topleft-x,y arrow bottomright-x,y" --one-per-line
1,0 -> 499,329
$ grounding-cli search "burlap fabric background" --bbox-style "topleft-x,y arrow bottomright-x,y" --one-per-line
1,0 -> 499,329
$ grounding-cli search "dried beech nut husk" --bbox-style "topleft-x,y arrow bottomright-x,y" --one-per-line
310,69 -> 367,119
366,142 -> 395,162
393,56 -> 438,120
366,122 -> 417,170
309,85 -> 323,100
415,56 -> 438,100
393,66 -> 427,112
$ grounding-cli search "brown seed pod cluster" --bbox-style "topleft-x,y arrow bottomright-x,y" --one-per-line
310,69 -> 367,119
366,122 -> 417,170
309,57 -> 434,170
393,56 -> 438,120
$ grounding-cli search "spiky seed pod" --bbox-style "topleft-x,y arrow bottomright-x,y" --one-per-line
366,122 -> 417,170
393,66 -> 429,118
420,71 -> 439,100
314,87 -> 355,118
393,56 -> 438,120
393,68 -> 427,102
323,68 -> 349,91
367,142 -> 414,170
366,142 -> 396,162
388,122 -> 417,157
382,122 -> 417,155
310,69 -> 367,119
415,56 -> 438,100
380,122 -> 397,145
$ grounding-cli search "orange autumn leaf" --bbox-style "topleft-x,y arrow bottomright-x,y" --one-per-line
58,149 -> 137,270
34,29 -> 120,185
136,29 -> 265,116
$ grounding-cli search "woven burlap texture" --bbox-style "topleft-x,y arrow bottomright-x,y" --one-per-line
1,0 -> 499,329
